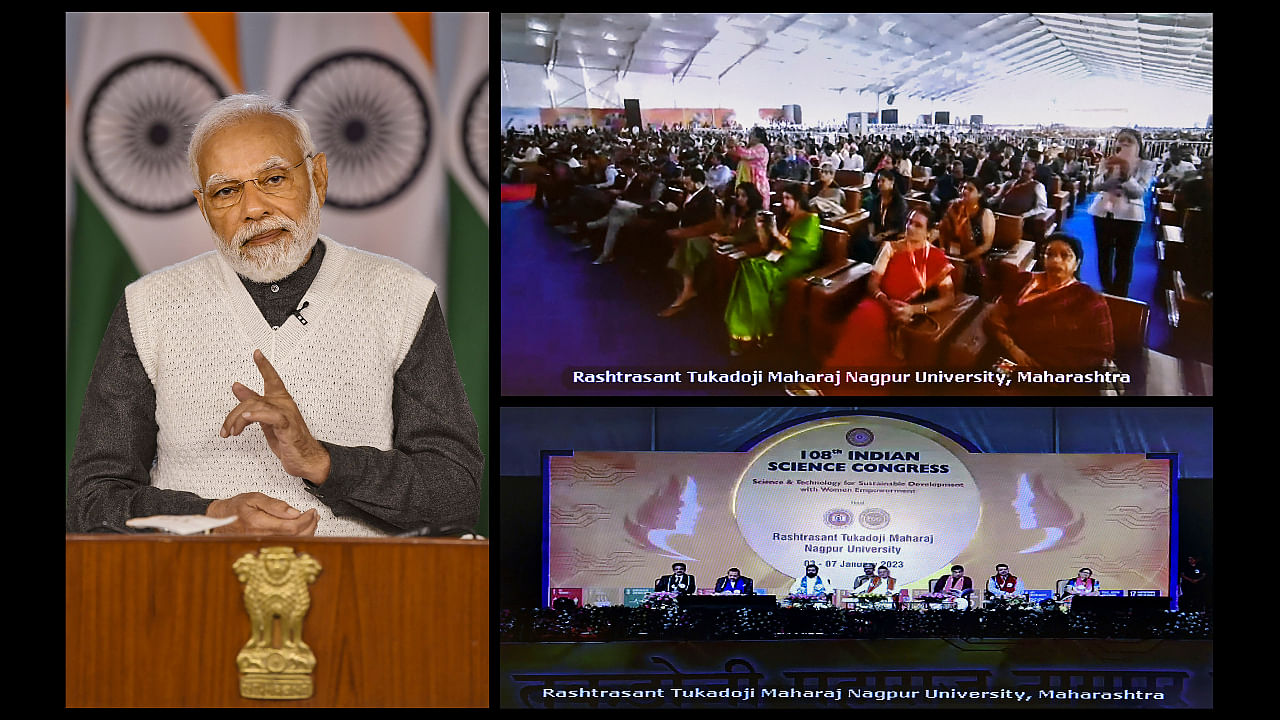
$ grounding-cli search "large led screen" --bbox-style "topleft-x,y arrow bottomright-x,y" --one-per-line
545,415 -> 1171,603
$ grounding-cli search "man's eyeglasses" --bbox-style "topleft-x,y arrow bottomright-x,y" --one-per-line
200,155 -> 312,209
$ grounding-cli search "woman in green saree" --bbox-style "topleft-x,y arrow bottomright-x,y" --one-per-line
723,182 -> 823,356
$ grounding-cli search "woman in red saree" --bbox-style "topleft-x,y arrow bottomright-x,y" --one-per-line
821,209 -> 957,380
985,233 -> 1114,371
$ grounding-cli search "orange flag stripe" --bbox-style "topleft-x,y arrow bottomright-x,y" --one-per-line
187,12 -> 244,92
395,12 -> 433,70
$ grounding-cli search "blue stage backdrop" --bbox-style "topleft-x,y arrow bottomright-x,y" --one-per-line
500,407 -> 1212,478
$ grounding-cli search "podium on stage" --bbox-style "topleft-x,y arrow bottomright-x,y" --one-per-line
66,534 -> 488,707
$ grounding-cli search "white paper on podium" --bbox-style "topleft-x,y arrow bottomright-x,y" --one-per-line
125,515 -> 236,535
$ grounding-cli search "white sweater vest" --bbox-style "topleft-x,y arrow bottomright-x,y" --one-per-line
124,236 -> 435,536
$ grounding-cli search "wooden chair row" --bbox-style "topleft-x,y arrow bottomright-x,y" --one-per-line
702,210 -> 1155,390
793,258 -> 1153,393
555,190 -> 1200,392
1155,204 -> 1211,365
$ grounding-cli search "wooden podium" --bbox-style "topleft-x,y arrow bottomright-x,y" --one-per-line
66,535 -> 488,707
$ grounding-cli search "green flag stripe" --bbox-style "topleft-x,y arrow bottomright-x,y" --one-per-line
67,181 -> 140,482
445,175 -> 489,537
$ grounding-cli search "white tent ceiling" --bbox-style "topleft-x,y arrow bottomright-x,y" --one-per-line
501,13 -> 1212,103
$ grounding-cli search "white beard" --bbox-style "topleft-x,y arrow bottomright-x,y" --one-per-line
209,185 -> 323,283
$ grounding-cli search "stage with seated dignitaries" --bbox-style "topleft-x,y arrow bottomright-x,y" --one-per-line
499,406 -> 1213,709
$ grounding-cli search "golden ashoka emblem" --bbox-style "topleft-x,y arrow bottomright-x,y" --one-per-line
233,546 -> 322,700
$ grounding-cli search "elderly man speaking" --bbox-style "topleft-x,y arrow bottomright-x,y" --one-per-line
67,94 -> 483,537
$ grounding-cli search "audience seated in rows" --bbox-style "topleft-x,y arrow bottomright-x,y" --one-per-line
661,181 -> 765,318
1157,145 -> 1197,188
984,233 -> 1114,374
1026,149 -> 1055,193
859,168 -> 909,263
705,153 -> 735,197
818,208 -> 957,393
769,142 -> 810,182
936,177 -> 998,296
723,182 -> 822,356
930,161 -> 965,218
989,160 -> 1049,218
502,123 -> 1208,392
809,162 -> 848,218
588,163 -> 677,264
1052,148 -> 1088,204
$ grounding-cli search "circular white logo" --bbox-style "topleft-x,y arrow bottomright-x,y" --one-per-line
734,416 -> 981,588
859,507 -> 891,530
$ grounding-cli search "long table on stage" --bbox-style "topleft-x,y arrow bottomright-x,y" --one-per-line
680,594 -> 777,609
1072,595 -> 1170,613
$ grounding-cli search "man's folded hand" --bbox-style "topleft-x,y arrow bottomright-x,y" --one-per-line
207,492 -> 318,536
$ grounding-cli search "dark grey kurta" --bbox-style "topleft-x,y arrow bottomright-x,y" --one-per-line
67,240 -> 484,535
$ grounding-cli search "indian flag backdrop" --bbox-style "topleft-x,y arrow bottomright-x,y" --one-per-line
263,12 -> 488,535
67,12 -> 242,477
263,12 -> 445,280
67,13 -> 489,534
441,12 -> 490,537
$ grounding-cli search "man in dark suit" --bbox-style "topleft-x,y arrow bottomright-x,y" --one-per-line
655,562 -> 696,595
667,167 -> 719,234
656,166 -> 726,316
714,567 -> 754,595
